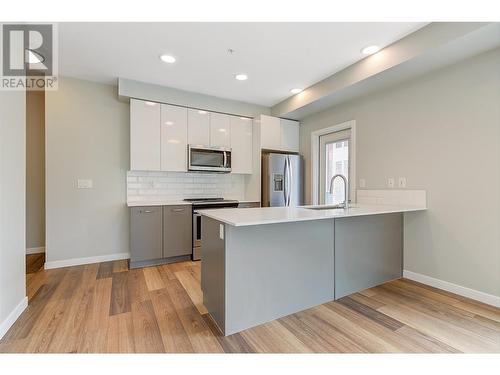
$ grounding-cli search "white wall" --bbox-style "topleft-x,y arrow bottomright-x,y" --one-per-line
0,89 -> 27,338
45,77 -> 130,264
299,48 -> 500,298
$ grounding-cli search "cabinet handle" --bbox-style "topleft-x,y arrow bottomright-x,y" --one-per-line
142,210 -> 154,213
171,208 -> 185,212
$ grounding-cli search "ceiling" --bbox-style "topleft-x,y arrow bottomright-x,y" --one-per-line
58,22 -> 427,106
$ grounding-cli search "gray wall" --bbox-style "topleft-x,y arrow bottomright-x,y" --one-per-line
0,89 -> 26,334
299,48 -> 500,297
26,90 -> 45,250
45,77 -> 130,262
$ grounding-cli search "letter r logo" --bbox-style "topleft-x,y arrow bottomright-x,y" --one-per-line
2,24 -> 53,76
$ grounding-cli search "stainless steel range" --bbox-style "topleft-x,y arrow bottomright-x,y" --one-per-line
185,198 -> 239,260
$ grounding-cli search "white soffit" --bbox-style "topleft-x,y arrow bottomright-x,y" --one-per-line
272,22 -> 500,120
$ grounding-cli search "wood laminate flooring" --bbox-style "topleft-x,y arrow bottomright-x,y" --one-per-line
26,253 -> 45,274
1,259 -> 499,353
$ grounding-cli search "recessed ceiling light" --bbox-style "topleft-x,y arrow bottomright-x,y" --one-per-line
290,88 -> 303,94
159,54 -> 176,63
235,74 -> 248,81
198,110 -> 207,114
361,45 -> 380,55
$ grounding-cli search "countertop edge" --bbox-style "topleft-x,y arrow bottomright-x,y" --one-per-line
127,201 -> 192,207
127,199 -> 260,207
198,205 -> 427,227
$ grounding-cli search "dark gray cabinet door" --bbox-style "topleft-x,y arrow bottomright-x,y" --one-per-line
163,205 -> 192,258
130,206 -> 163,262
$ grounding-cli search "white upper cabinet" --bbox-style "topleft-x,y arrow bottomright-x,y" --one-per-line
130,99 -> 161,171
260,115 -> 299,152
280,118 -> 300,152
188,108 -> 210,145
210,112 -> 231,148
161,104 -> 188,172
230,116 -> 253,174
130,100 -> 256,173
260,115 -> 281,150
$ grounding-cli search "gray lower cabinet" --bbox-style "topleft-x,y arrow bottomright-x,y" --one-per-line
163,205 -> 192,258
130,205 -> 192,269
237,202 -> 260,208
130,206 -> 163,263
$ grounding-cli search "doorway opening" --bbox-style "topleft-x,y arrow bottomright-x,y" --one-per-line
319,129 -> 350,205
26,88 -> 46,276
311,120 -> 356,205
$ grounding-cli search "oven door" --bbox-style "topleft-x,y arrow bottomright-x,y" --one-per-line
188,146 -> 231,172
193,211 -> 202,260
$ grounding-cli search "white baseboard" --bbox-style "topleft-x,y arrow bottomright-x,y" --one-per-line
26,246 -> 45,254
403,270 -> 500,308
0,296 -> 28,340
44,252 -> 130,270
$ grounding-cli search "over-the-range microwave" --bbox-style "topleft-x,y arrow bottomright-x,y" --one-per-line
188,145 -> 232,173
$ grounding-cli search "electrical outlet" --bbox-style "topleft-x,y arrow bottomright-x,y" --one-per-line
387,178 -> 395,188
398,177 -> 407,188
359,178 -> 366,188
77,179 -> 93,189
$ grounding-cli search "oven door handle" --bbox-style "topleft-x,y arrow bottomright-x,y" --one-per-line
193,212 -> 201,242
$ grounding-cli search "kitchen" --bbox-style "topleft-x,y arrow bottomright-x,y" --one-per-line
0,18 -> 499,366
125,94 -> 429,334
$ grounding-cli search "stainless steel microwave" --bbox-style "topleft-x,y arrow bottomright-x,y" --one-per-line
188,145 -> 231,173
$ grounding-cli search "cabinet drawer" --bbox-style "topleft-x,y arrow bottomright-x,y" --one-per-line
163,205 -> 192,258
130,206 -> 162,262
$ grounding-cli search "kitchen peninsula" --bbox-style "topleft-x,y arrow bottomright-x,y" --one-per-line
199,201 -> 427,336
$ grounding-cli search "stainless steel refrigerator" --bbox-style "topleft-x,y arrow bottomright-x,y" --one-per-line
262,153 -> 303,207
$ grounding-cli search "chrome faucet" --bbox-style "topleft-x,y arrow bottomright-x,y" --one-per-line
329,174 -> 349,209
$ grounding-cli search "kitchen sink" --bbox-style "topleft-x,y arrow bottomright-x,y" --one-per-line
305,205 -> 345,210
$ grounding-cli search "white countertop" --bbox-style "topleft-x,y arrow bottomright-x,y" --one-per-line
198,204 -> 427,227
127,200 -> 192,207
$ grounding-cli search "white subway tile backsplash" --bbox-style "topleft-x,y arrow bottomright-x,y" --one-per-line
127,171 -> 246,202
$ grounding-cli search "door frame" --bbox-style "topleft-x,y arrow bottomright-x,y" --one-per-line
310,120 -> 356,205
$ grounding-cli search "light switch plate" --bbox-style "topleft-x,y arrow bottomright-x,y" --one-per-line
398,177 -> 407,188
359,178 -> 366,188
219,224 -> 224,240
77,179 -> 93,189
387,178 -> 395,188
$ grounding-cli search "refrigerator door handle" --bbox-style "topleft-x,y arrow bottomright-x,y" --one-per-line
287,156 -> 293,205
283,157 -> 288,206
